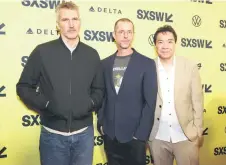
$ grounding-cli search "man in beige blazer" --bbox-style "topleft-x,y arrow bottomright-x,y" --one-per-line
149,25 -> 204,165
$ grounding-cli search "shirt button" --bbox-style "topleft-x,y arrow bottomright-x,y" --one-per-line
169,113 -> 171,115
159,105 -> 162,108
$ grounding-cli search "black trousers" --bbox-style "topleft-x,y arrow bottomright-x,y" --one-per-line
103,135 -> 146,165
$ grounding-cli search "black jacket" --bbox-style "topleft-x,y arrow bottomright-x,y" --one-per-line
98,49 -> 157,142
17,37 -> 105,132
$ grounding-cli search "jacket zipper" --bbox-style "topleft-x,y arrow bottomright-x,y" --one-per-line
68,52 -> 72,132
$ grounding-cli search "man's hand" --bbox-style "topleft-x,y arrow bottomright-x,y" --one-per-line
198,136 -> 204,147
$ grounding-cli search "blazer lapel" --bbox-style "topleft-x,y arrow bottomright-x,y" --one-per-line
174,56 -> 184,103
154,59 -> 163,101
108,54 -> 117,94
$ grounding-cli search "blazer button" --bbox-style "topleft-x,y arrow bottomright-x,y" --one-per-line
159,105 -> 162,108
157,118 -> 160,121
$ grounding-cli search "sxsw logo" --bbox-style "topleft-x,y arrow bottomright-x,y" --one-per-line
26,28 -> 57,35
22,115 -> 41,127
148,34 -> 154,46
146,155 -> 154,164
192,15 -> 201,27
181,38 -> 212,48
191,0 -> 212,4
21,56 -> 28,67
203,127 -> 208,136
219,20 -> 226,28
89,6 -> 122,14
202,84 -> 212,93
197,63 -> 202,70
0,147 -> 7,159
137,9 -> 173,22
21,0 -> 61,9
84,30 -> 114,42
96,163 -> 108,165
94,135 -> 104,146
220,63 -> 226,71
218,106 -> 226,114
0,23 -> 6,35
214,146 -> 226,156
0,86 -> 6,97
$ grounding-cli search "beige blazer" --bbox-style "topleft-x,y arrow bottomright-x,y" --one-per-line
149,56 -> 204,145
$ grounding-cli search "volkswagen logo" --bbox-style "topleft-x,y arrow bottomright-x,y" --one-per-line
192,15 -> 202,27
148,34 -> 155,46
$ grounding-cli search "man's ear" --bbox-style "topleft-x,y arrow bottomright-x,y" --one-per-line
113,31 -> 116,40
56,22 -> 60,35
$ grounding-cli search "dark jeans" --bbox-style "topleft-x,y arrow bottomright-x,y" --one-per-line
39,126 -> 94,165
103,134 -> 146,165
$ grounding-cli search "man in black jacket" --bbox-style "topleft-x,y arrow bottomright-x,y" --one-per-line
16,1 -> 104,165
97,18 -> 157,165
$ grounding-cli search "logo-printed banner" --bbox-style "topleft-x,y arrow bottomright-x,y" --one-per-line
1,0 -> 226,165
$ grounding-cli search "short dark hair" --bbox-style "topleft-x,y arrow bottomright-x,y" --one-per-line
153,25 -> 177,45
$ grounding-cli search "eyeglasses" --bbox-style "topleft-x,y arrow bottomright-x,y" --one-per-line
116,30 -> 134,36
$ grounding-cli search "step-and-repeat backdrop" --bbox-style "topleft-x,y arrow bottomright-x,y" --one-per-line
1,0 -> 226,165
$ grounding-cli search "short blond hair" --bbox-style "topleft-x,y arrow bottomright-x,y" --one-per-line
55,1 -> 79,21
114,18 -> 134,32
